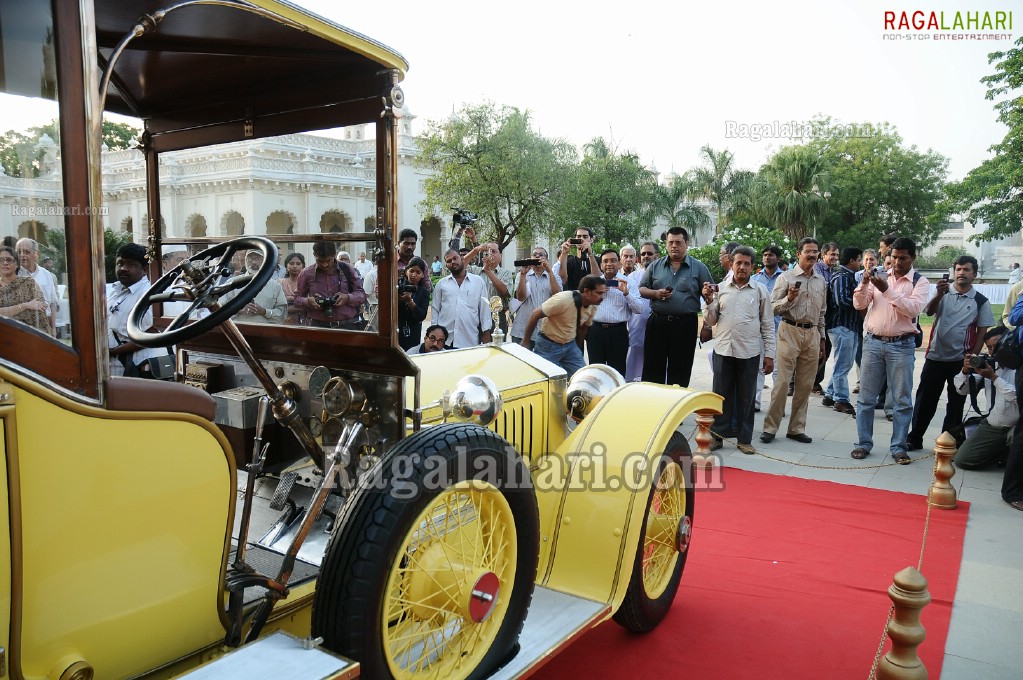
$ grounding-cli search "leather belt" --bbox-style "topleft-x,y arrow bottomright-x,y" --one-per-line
594,321 -> 627,328
539,332 -> 573,345
867,332 -> 916,343
782,318 -> 815,329
310,318 -> 362,329
652,312 -> 691,322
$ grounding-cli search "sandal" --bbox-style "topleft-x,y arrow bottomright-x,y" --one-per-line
893,451 -> 911,465
851,448 -> 869,460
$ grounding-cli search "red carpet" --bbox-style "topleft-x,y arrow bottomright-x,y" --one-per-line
534,468 -> 969,680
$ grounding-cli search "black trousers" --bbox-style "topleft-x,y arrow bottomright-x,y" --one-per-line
712,353 -> 760,445
642,313 -> 698,387
1001,368 -> 1023,503
814,333 -> 833,386
908,358 -> 967,445
587,322 -> 628,376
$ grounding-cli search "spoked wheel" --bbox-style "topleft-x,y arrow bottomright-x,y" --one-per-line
613,430 -> 694,632
313,424 -> 539,680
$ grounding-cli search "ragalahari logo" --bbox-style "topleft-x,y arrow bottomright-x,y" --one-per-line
882,10 -> 1013,41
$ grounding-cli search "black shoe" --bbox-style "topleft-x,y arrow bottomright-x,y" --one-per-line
760,432 -> 775,443
709,438 -> 723,451
786,432 -> 813,444
812,384 -> 825,396
822,396 -> 835,407
907,441 -> 923,452
787,384 -> 794,396
754,406 -> 761,413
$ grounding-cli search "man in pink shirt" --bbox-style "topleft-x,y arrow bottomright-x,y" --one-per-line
850,237 -> 929,463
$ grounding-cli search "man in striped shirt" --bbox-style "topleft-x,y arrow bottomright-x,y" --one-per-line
822,247 -> 863,415
587,248 -> 643,376
510,247 -> 560,344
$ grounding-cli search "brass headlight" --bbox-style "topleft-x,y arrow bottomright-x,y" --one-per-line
449,375 -> 503,426
566,365 -> 626,422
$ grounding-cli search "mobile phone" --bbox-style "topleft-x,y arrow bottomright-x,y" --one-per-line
794,281 -> 801,289
606,279 -> 620,287
707,283 -> 719,292
664,286 -> 673,293
942,272 -> 950,282
569,238 -> 583,245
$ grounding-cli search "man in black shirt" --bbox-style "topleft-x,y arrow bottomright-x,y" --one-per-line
556,226 -> 600,292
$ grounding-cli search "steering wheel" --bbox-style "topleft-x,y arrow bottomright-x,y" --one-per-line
127,236 -> 279,348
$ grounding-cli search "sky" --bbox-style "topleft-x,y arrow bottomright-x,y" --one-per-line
0,0 -> 1015,183
290,0 -> 1016,182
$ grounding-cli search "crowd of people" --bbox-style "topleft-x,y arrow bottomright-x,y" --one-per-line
7,226 -> 1021,512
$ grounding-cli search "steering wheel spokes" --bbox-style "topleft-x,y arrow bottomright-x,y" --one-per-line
127,236 -> 279,347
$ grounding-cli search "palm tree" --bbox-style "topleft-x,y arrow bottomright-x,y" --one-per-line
757,146 -> 831,240
691,145 -> 750,235
655,173 -> 710,231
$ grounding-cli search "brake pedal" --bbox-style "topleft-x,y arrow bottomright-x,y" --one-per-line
269,472 -> 297,511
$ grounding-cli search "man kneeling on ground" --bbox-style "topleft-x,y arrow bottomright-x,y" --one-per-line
953,327 -> 1017,469
520,275 -> 605,378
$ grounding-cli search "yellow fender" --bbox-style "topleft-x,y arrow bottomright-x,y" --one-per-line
537,382 -> 722,612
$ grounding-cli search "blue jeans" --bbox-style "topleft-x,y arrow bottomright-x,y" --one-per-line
855,335 -> 915,455
534,334 -> 585,378
825,326 -> 858,404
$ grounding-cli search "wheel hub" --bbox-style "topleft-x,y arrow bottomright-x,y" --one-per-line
676,515 -> 692,554
468,572 -> 500,623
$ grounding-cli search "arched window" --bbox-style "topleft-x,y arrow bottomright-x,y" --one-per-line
222,210 -> 245,236
185,213 -> 208,237
17,219 -> 49,242
320,209 -> 351,233
266,210 -> 296,235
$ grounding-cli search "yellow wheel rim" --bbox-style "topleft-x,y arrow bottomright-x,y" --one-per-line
641,459 -> 688,599
383,480 -> 517,679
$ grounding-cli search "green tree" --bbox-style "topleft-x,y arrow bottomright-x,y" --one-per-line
0,119 -> 140,177
690,145 -> 752,235
807,118 -> 949,247
944,37 -> 1023,242
416,102 -> 576,250
687,224 -> 797,281
104,228 -> 134,283
559,137 -> 657,245
756,144 -> 831,240
654,173 -> 711,232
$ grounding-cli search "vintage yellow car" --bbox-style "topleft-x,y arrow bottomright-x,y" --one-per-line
0,1 -> 722,678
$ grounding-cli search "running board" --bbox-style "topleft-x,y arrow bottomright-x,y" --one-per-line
489,586 -> 610,679
177,631 -> 357,679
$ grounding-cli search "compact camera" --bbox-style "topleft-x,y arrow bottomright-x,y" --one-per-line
314,294 -> 337,317
452,208 -> 478,226
568,238 -> 584,245
513,258 -> 541,268
969,354 -> 998,371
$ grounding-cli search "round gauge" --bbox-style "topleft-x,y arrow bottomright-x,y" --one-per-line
308,366 -> 331,400
307,416 -> 323,439
322,417 -> 345,447
322,376 -> 354,417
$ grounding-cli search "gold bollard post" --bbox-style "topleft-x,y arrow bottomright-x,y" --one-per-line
692,410 -> 716,470
877,567 -> 931,680
928,432 -> 957,510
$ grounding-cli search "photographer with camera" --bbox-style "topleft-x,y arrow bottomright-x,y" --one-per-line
294,241 -> 366,329
952,327 -> 1017,470
907,255 -> 993,452
397,257 -> 430,351
554,227 -> 600,292
448,209 -> 483,267
463,241 -> 514,334
510,247 -> 560,344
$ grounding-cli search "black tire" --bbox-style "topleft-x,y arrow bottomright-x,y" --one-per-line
313,423 -> 539,680
612,430 -> 694,632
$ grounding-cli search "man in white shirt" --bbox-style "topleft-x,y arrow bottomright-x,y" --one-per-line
1008,263 -> 1022,286
16,237 -> 58,334
431,248 -> 493,349
354,252 -> 374,278
703,246 -> 776,454
954,327 -> 1017,469
106,243 -> 166,377
588,248 -> 643,376
625,242 -> 655,381
223,250 -> 288,324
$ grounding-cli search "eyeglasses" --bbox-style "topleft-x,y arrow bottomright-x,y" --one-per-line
0,256 -> 16,263
640,252 -> 656,257
426,335 -> 445,343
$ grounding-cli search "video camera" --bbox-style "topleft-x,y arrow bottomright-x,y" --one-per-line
397,276 -> 418,295
513,258 -> 541,268
452,208 -> 478,227
969,354 -> 998,371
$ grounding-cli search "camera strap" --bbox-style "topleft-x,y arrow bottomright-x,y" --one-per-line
965,374 -> 991,419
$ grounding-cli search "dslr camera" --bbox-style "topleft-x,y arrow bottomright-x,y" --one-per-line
452,208 -> 478,226
397,276 -> 418,295
313,293 -> 337,317
969,354 -> 998,371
